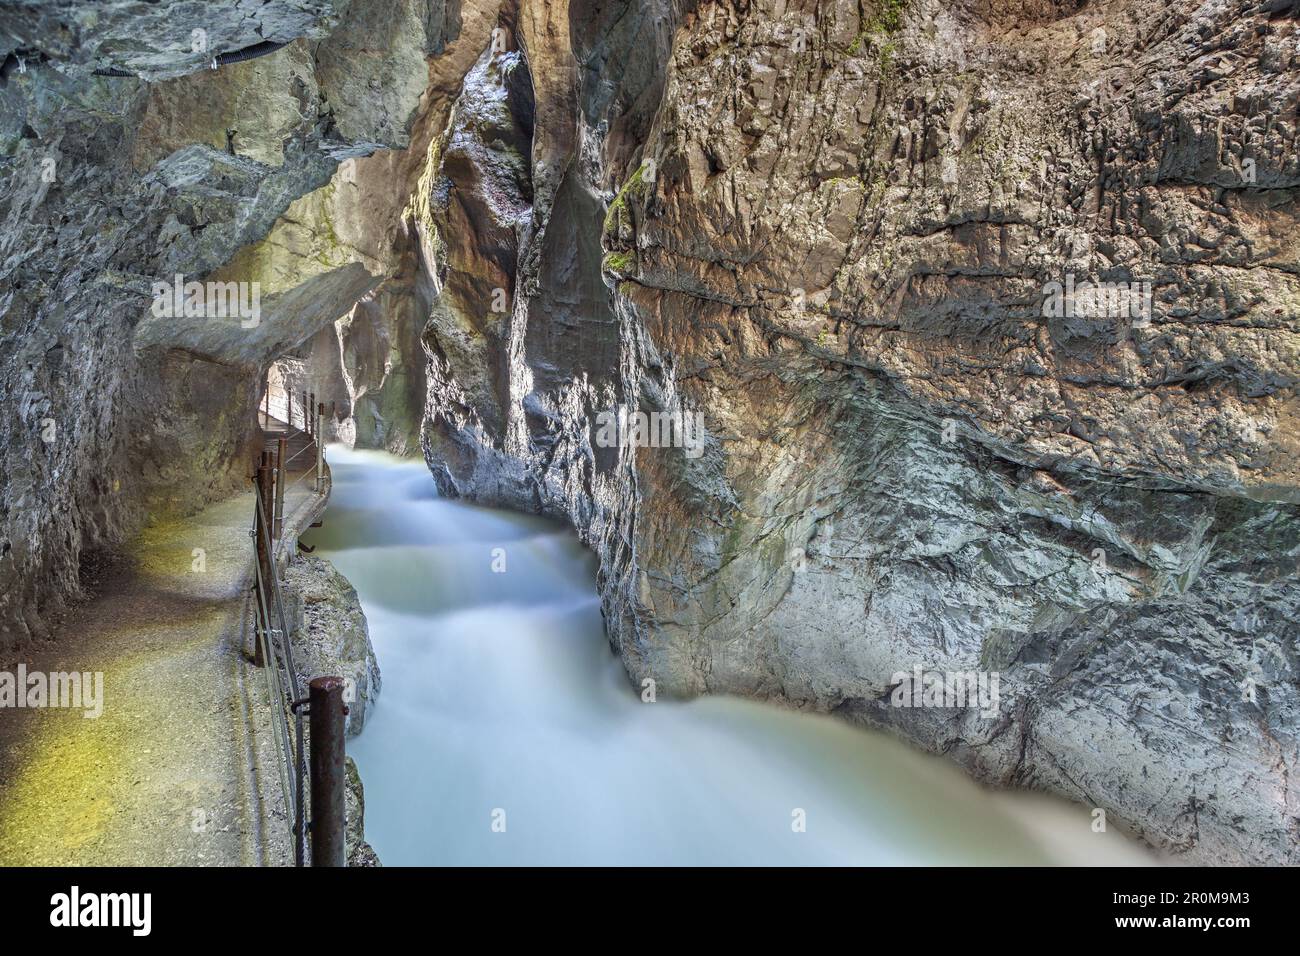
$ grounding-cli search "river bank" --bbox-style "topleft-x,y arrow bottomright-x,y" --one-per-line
279,554 -> 382,867
303,446 -> 1157,866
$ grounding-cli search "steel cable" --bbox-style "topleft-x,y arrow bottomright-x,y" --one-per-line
251,553 -> 294,827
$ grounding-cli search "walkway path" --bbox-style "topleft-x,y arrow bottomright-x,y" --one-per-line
0,416 -> 325,865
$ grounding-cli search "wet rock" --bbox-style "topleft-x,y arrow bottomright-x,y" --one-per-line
416,0 -> 1300,864
282,555 -> 381,738
345,755 -> 381,866
3,0 -> 1296,868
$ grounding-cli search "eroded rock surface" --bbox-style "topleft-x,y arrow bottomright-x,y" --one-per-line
0,0 -> 466,645
283,554 -> 382,738
3,0 -> 1297,866
416,0 -> 1300,864
345,755 -> 381,865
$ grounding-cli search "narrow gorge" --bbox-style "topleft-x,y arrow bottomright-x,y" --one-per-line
1,0 -> 1297,867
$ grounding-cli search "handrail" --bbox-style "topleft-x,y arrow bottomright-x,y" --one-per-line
282,443 -> 314,466
249,405 -> 330,866
253,483 -> 303,695
250,541 -> 295,824
284,463 -> 319,491
251,479 -> 305,863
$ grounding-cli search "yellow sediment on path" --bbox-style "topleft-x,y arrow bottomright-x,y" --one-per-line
2,722 -> 123,854
0,466 -> 323,866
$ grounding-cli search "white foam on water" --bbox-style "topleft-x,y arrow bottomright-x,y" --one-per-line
306,445 -> 1157,866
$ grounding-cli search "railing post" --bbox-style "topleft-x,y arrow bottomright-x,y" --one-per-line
315,402 -> 325,493
308,676 -> 347,867
274,436 -> 287,538
293,703 -> 307,867
302,390 -> 310,437
252,451 -> 273,667
286,388 -> 293,430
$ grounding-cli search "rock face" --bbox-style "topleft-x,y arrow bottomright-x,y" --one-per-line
0,0 -> 466,646
344,755 -> 381,866
282,555 -> 382,738
2,0 -> 1297,866
278,553 -> 383,863
415,0 -> 1300,864
0,1 -> 347,81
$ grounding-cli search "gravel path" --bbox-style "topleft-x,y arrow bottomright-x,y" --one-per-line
0,434 -> 325,866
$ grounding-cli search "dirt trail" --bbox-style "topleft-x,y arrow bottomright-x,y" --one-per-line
0,420 -> 325,865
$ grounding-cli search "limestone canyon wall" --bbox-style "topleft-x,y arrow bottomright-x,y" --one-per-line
1,0 -> 1296,864
0,0 -> 481,645
419,0 -> 1300,864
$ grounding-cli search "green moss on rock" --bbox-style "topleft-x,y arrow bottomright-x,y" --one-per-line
603,162 -> 652,239
602,250 -> 636,276
848,0 -> 907,56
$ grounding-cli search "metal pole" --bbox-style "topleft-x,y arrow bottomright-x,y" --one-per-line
294,704 -> 306,867
264,368 -> 271,420
274,436 -> 287,538
315,402 -> 325,493
252,452 -> 272,667
309,676 -> 347,867
302,391 -> 310,438
286,388 -> 292,430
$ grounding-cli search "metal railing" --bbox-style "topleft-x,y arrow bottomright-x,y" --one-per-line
249,397 -> 339,866
250,484 -> 306,864
262,390 -> 333,494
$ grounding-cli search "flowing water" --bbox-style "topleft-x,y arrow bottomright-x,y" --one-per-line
304,446 -> 1154,866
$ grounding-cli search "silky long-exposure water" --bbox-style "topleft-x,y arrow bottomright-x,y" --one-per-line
303,446 -> 1154,866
